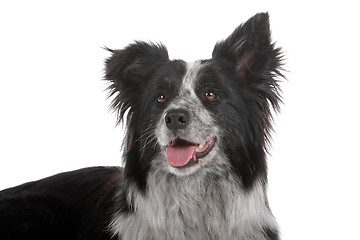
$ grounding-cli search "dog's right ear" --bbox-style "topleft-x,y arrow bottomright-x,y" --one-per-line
104,41 -> 169,120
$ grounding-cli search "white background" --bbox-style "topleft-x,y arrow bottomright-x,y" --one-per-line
1,1 -> 359,239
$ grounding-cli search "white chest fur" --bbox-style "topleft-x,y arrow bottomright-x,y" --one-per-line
110,166 -> 277,240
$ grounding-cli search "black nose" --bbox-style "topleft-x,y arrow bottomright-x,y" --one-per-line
165,109 -> 190,131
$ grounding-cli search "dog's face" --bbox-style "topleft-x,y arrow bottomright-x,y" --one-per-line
154,60 -> 222,176
105,13 -> 282,189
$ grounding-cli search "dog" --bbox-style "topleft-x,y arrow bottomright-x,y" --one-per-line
0,12 -> 284,240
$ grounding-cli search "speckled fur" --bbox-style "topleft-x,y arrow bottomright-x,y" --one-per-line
111,167 -> 277,240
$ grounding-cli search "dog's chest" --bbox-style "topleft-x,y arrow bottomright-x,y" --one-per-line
111,171 -> 274,240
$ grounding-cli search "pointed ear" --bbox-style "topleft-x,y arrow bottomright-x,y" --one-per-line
212,12 -> 282,82
104,41 -> 169,120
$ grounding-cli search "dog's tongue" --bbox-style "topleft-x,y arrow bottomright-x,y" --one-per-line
166,144 -> 197,167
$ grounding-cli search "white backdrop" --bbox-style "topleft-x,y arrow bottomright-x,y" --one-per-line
1,1 -> 359,239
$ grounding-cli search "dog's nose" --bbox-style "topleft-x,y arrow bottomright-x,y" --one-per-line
165,109 -> 190,131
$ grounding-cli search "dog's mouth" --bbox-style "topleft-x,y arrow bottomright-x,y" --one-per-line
166,137 -> 217,168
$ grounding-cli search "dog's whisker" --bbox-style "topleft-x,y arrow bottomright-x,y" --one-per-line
139,134 -> 157,153
136,124 -> 155,142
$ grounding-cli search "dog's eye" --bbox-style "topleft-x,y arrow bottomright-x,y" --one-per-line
157,94 -> 167,103
204,91 -> 217,101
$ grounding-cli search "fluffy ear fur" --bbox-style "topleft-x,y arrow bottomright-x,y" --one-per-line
212,12 -> 283,110
105,42 -> 169,122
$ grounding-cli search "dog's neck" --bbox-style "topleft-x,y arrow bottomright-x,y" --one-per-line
110,161 -> 277,240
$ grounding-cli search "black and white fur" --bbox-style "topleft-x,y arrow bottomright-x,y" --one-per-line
0,13 -> 283,240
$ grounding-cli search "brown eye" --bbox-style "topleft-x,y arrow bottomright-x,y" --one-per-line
157,94 -> 167,103
204,91 -> 217,100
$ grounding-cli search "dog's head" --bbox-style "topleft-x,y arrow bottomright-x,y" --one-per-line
105,13 -> 283,190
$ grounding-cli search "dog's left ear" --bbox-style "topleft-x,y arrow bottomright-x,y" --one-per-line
212,12 -> 282,84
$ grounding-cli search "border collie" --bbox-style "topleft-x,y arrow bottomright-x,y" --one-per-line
0,12 -> 284,240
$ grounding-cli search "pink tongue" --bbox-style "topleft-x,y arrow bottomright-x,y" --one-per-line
166,145 -> 197,167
